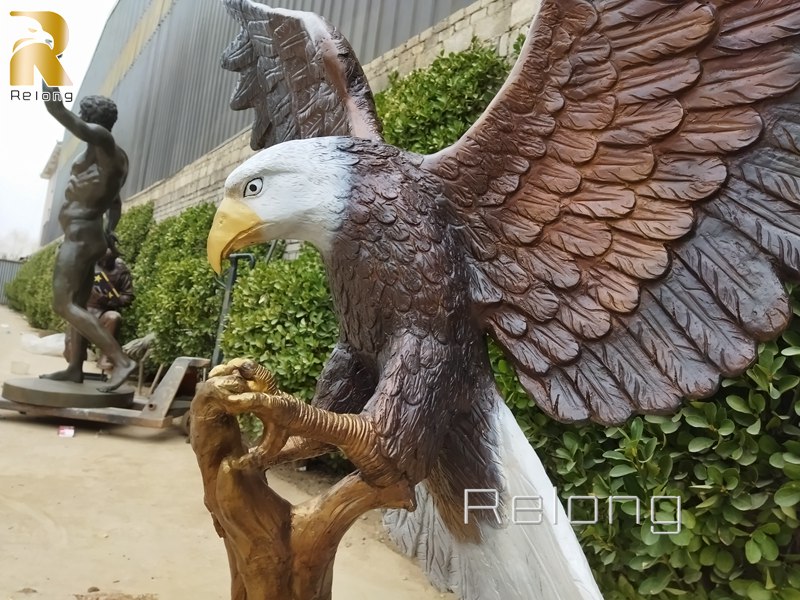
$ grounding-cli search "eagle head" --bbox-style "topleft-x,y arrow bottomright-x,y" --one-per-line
207,138 -> 351,273
12,20 -> 54,54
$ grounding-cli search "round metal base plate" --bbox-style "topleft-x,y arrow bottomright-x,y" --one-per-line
2,378 -> 134,409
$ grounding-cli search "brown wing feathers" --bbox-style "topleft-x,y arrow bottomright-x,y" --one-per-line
223,0 -> 800,425
427,0 -> 800,424
221,0 -> 381,150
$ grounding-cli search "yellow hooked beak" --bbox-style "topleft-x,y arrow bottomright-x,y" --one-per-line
206,197 -> 267,274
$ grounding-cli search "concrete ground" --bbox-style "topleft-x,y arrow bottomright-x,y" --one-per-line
0,304 -> 446,600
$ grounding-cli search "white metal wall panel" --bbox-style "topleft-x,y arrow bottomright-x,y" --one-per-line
41,0 -> 475,243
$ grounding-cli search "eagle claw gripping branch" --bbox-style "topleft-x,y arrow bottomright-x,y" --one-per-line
190,359 -> 414,599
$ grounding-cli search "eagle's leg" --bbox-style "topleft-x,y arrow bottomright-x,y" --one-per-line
191,379 -> 414,600
208,358 -> 334,462
209,349 -> 381,476
222,390 -> 402,488
263,436 -> 334,465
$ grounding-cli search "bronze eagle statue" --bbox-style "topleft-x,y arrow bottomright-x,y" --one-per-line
202,0 -> 800,598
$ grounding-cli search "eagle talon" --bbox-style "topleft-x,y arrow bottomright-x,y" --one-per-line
237,361 -> 279,393
208,373 -> 251,395
213,384 -> 404,487
260,422 -> 291,459
209,358 -> 278,395
208,357 -> 252,379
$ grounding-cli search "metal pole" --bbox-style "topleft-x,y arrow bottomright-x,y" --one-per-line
211,253 -> 256,367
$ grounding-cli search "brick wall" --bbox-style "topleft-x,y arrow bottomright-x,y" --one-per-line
124,0 -> 541,222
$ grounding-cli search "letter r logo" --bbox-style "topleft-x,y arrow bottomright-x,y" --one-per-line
10,11 -> 72,86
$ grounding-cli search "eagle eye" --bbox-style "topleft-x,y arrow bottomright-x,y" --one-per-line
244,177 -> 263,197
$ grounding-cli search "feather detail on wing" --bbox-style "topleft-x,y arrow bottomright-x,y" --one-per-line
222,0 -> 382,150
423,0 -> 800,424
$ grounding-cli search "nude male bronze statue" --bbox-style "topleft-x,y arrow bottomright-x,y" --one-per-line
40,83 -> 136,392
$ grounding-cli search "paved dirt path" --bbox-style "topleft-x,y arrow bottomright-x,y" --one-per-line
0,305 -> 446,600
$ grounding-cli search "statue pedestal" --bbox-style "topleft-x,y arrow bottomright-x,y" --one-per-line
2,377 -> 134,409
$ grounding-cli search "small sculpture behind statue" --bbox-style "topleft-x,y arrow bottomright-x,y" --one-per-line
63,242 -> 134,373
39,83 -> 136,392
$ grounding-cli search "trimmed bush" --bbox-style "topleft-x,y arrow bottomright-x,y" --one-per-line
114,202 -> 154,342
114,201 -> 153,268
4,241 -> 62,331
131,203 -> 222,364
375,39 -> 509,154
491,314 -> 800,599
221,245 -> 338,400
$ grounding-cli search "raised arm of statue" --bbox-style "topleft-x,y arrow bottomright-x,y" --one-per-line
42,82 -> 115,151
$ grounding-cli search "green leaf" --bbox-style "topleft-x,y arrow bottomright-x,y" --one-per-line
783,453 -> 800,465
671,527 -> 694,546
757,535 -> 780,561
775,482 -> 800,507
609,464 -> 638,477
699,546 -> 717,566
689,437 -> 715,452
746,582 -> 773,600
731,579 -> 752,596
715,550 -> 734,573
718,419 -> 736,436
685,412 -> 710,428
630,417 -> 644,440
697,494 -> 723,509
775,375 -> 800,393
637,569 -> 671,595
745,539 -> 762,564
727,395 -> 752,414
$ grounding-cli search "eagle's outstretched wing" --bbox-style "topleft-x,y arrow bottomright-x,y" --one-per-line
222,0 -> 382,150
424,0 -> 800,425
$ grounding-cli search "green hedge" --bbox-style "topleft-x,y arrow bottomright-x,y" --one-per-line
130,203 -> 222,364
115,201 -> 153,269
492,319 -> 800,599
114,202 -> 154,342
375,39 -> 509,154
220,246 -> 338,399
4,241 -> 62,331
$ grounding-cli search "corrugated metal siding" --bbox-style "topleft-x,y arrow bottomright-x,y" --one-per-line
42,0 -> 475,244
0,260 -> 23,305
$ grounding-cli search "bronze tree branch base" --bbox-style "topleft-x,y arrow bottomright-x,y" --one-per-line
189,360 -> 414,600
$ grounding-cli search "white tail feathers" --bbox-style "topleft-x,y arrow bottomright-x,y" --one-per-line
384,401 -> 603,600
